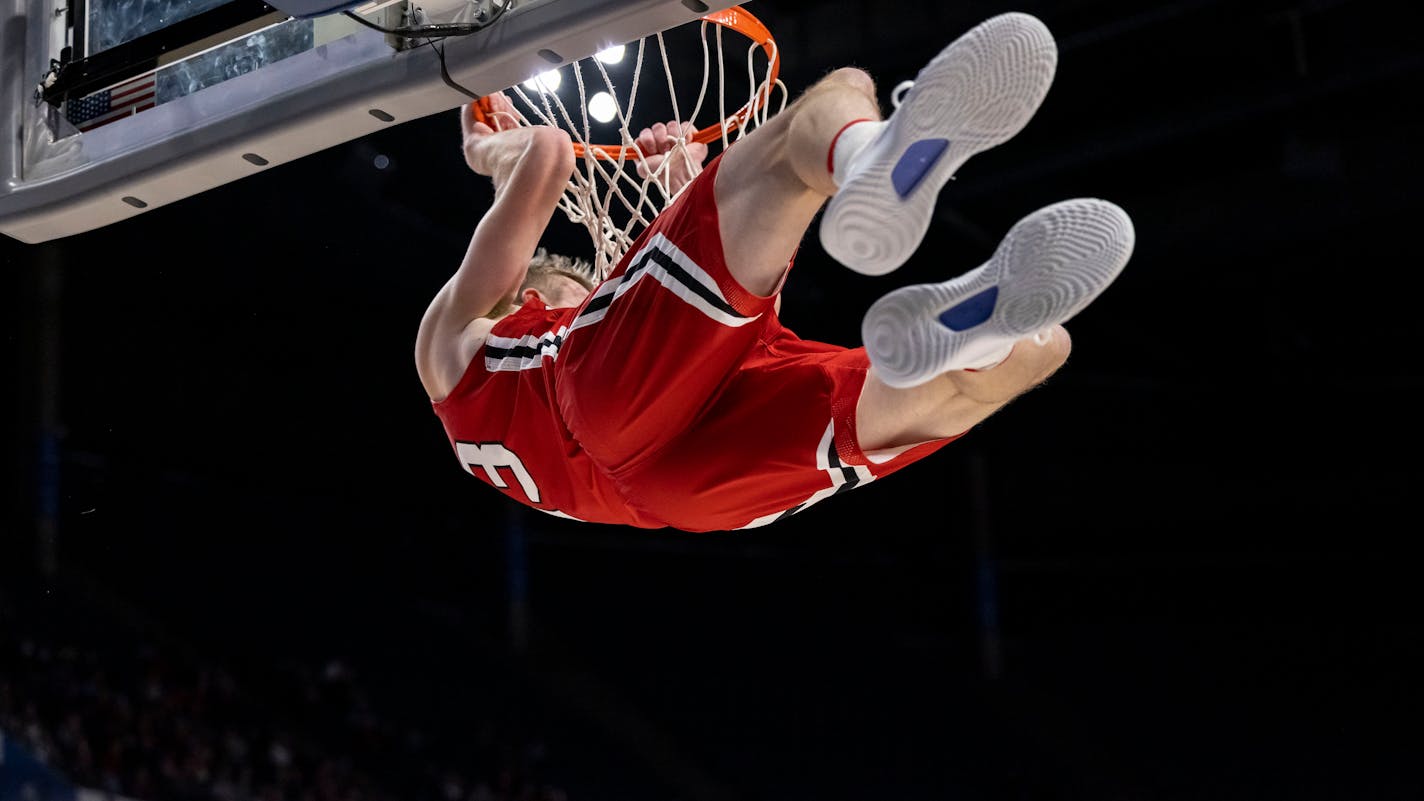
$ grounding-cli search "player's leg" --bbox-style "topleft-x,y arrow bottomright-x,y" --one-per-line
856,326 -> 1072,452
712,66 -> 882,296
855,197 -> 1137,451
715,11 -> 1061,295
819,11 -> 1059,276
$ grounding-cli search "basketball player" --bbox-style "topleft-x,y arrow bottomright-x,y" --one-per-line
415,12 -> 1137,532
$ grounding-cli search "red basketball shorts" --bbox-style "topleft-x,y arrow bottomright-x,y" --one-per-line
556,151 -> 957,532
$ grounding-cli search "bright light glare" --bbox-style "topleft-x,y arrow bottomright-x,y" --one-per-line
522,69 -> 562,92
594,44 -> 626,64
587,92 -> 618,123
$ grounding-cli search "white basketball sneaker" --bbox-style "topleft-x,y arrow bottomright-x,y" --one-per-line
861,198 -> 1136,389
819,12 -> 1059,276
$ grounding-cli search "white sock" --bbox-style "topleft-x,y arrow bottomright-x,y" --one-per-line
957,341 -> 1015,372
829,119 -> 886,186
959,329 -> 1052,372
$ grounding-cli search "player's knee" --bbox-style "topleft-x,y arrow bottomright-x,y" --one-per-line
831,67 -> 871,96
821,67 -> 877,100
798,67 -> 876,104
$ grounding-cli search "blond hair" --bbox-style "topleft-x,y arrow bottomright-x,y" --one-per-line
487,248 -> 599,319
524,247 -> 598,295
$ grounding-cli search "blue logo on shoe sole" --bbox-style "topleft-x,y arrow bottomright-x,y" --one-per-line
938,286 -> 997,331
892,139 -> 949,198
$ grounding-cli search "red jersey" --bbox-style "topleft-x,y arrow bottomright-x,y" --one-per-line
431,154 -> 958,532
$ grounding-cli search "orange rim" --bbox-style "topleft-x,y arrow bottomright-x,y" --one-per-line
469,5 -> 779,161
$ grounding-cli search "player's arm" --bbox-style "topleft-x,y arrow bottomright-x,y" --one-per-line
416,95 -> 575,401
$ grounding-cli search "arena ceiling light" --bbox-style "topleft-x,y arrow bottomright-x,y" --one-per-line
586,91 -> 617,123
523,68 -> 562,92
594,44 -> 626,64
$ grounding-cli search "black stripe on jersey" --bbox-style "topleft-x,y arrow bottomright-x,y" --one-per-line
828,441 -> 864,491
575,241 -> 746,325
485,330 -> 565,362
771,428 -> 862,524
576,282 -> 614,320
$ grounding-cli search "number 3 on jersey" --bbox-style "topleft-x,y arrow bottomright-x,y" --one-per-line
455,441 -> 541,504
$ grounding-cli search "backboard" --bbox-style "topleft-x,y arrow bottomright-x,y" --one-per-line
0,0 -> 739,244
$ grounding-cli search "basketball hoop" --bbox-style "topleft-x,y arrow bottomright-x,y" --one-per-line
470,4 -> 786,279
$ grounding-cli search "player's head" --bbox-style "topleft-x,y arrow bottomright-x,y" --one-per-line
519,247 -> 597,309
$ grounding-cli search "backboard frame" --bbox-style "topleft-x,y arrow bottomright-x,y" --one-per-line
0,0 -> 740,244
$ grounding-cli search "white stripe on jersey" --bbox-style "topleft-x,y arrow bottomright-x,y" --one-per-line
735,421 -> 875,529
570,233 -> 761,333
483,325 -> 570,372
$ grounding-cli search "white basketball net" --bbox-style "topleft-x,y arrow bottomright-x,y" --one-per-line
496,16 -> 787,280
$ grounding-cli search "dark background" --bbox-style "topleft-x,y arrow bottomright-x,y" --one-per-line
5,0 -> 1424,799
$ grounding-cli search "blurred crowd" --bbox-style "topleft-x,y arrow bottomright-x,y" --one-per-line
0,601 -> 567,801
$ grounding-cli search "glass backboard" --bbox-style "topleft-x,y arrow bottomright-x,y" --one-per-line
0,0 -> 738,244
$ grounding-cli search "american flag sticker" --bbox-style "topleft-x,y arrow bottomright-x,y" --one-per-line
65,71 -> 159,132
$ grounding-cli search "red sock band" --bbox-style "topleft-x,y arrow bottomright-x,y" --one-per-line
827,118 -> 876,176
